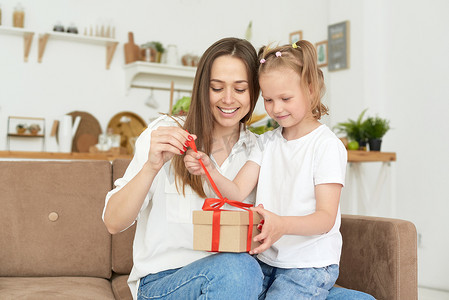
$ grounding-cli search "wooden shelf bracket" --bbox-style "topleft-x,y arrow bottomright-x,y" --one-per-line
23,32 -> 34,62
38,33 -> 49,63
106,42 -> 118,69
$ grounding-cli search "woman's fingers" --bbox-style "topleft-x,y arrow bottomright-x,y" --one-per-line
151,126 -> 192,154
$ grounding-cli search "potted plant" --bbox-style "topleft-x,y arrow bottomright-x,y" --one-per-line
334,109 -> 368,150
171,96 -> 191,116
141,41 -> 165,63
29,124 -> 41,135
362,116 -> 390,151
16,124 -> 27,134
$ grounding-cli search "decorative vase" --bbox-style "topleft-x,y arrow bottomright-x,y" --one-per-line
16,125 -> 26,135
16,128 -> 26,134
368,138 -> 382,151
155,51 -> 162,63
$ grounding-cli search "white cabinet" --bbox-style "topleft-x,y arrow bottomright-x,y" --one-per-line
124,61 -> 196,93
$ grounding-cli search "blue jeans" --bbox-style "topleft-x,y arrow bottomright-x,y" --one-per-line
137,253 -> 263,300
257,259 -> 375,300
257,259 -> 339,299
327,287 -> 375,300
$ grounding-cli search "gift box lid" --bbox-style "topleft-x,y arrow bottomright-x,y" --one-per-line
193,210 -> 262,225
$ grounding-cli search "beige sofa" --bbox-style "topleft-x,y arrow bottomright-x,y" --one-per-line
0,159 -> 417,300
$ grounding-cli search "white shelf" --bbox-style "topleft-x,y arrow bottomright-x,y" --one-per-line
39,31 -> 117,45
0,26 -> 34,62
0,26 -> 34,36
124,61 -> 196,92
38,31 -> 119,69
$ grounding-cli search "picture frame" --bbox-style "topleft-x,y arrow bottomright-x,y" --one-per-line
7,116 -> 45,136
289,30 -> 303,44
315,40 -> 328,67
327,20 -> 350,71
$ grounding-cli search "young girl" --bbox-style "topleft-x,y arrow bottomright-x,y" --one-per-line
103,37 -> 263,300
185,40 -> 370,299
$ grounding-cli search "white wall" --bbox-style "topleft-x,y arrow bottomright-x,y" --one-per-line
384,0 -> 449,290
328,0 -> 449,291
1,0 -> 448,291
0,0 -> 328,150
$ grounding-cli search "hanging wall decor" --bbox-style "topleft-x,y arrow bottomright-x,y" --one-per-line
289,30 -> 303,44
315,40 -> 328,68
328,21 -> 350,71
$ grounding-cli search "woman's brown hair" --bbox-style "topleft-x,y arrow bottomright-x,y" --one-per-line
258,40 -> 328,119
172,37 -> 260,197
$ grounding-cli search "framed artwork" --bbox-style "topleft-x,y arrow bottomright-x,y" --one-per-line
315,40 -> 328,67
327,21 -> 350,71
289,30 -> 303,44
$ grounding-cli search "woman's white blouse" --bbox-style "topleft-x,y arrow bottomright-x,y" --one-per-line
102,115 -> 259,299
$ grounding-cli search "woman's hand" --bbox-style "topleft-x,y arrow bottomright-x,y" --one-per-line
249,204 -> 286,255
147,127 -> 192,171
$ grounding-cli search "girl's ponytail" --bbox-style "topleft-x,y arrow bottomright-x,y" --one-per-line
295,40 -> 328,119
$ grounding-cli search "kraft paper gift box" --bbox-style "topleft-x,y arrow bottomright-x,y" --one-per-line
193,210 -> 262,253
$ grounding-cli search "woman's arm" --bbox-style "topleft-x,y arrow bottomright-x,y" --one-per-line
103,126 -> 191,234
184,150 -> 260,202
250,183 -> 342,254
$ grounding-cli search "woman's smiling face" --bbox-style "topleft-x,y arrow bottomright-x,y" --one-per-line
209,55 -> 251,131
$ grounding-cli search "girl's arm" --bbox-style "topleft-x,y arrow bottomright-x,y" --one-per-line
103,127 -> 191,234
250,183 -> 342,255
184,150 -> 260,201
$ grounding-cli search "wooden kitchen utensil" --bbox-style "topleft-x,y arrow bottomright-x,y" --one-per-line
124,32 -> 141,64
107,112 -> 147,154
67,111 -> 102,153
169,81 -> 174,116
76,133 -> 98,153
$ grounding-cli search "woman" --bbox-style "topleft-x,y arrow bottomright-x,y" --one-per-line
103,37 -> 263,300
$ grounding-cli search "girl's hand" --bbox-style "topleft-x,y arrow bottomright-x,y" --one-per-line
249,204 -> 286,255
184,150 -> 213,176
147,127 -> 193,171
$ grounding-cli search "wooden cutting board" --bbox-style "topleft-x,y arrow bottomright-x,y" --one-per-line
107,111 -> 147,154
67,111 -> 102,153
124,32 -> 141,64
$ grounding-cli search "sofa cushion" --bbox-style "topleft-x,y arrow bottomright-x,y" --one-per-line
0,276 -> 115,299
338,214 -> 417,300
111,274 -> 133,300
0,161 -> 112,278
111,159 -> 135,274
112,225 -> 136,274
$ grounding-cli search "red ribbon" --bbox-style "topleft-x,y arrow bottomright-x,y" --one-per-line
186,134 -> 254,252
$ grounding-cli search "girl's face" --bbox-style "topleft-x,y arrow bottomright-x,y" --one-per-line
260,67 -> 315,135
209,55 -> 251,131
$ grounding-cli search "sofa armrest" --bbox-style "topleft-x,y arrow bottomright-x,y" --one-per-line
337,214 -> 417,300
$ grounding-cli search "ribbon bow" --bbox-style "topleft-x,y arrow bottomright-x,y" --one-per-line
186,134 -> 254,252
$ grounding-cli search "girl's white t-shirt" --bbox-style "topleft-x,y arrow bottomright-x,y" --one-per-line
102,115 -> 259,299
249,124 -> 347,269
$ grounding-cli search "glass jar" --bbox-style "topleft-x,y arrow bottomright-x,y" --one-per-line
53,21 -> 65,32
13,3 -> 25,28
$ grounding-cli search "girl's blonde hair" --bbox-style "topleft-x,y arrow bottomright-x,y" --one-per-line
258,40 -> 328,119
171,37 -> 260,198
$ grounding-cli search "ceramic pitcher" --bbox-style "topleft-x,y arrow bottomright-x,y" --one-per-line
58,115 -> 81,153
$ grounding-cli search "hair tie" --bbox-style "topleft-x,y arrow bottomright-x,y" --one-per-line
292,42 -> 298,49
260,58 -> 266,64
275,51 -> 282,57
